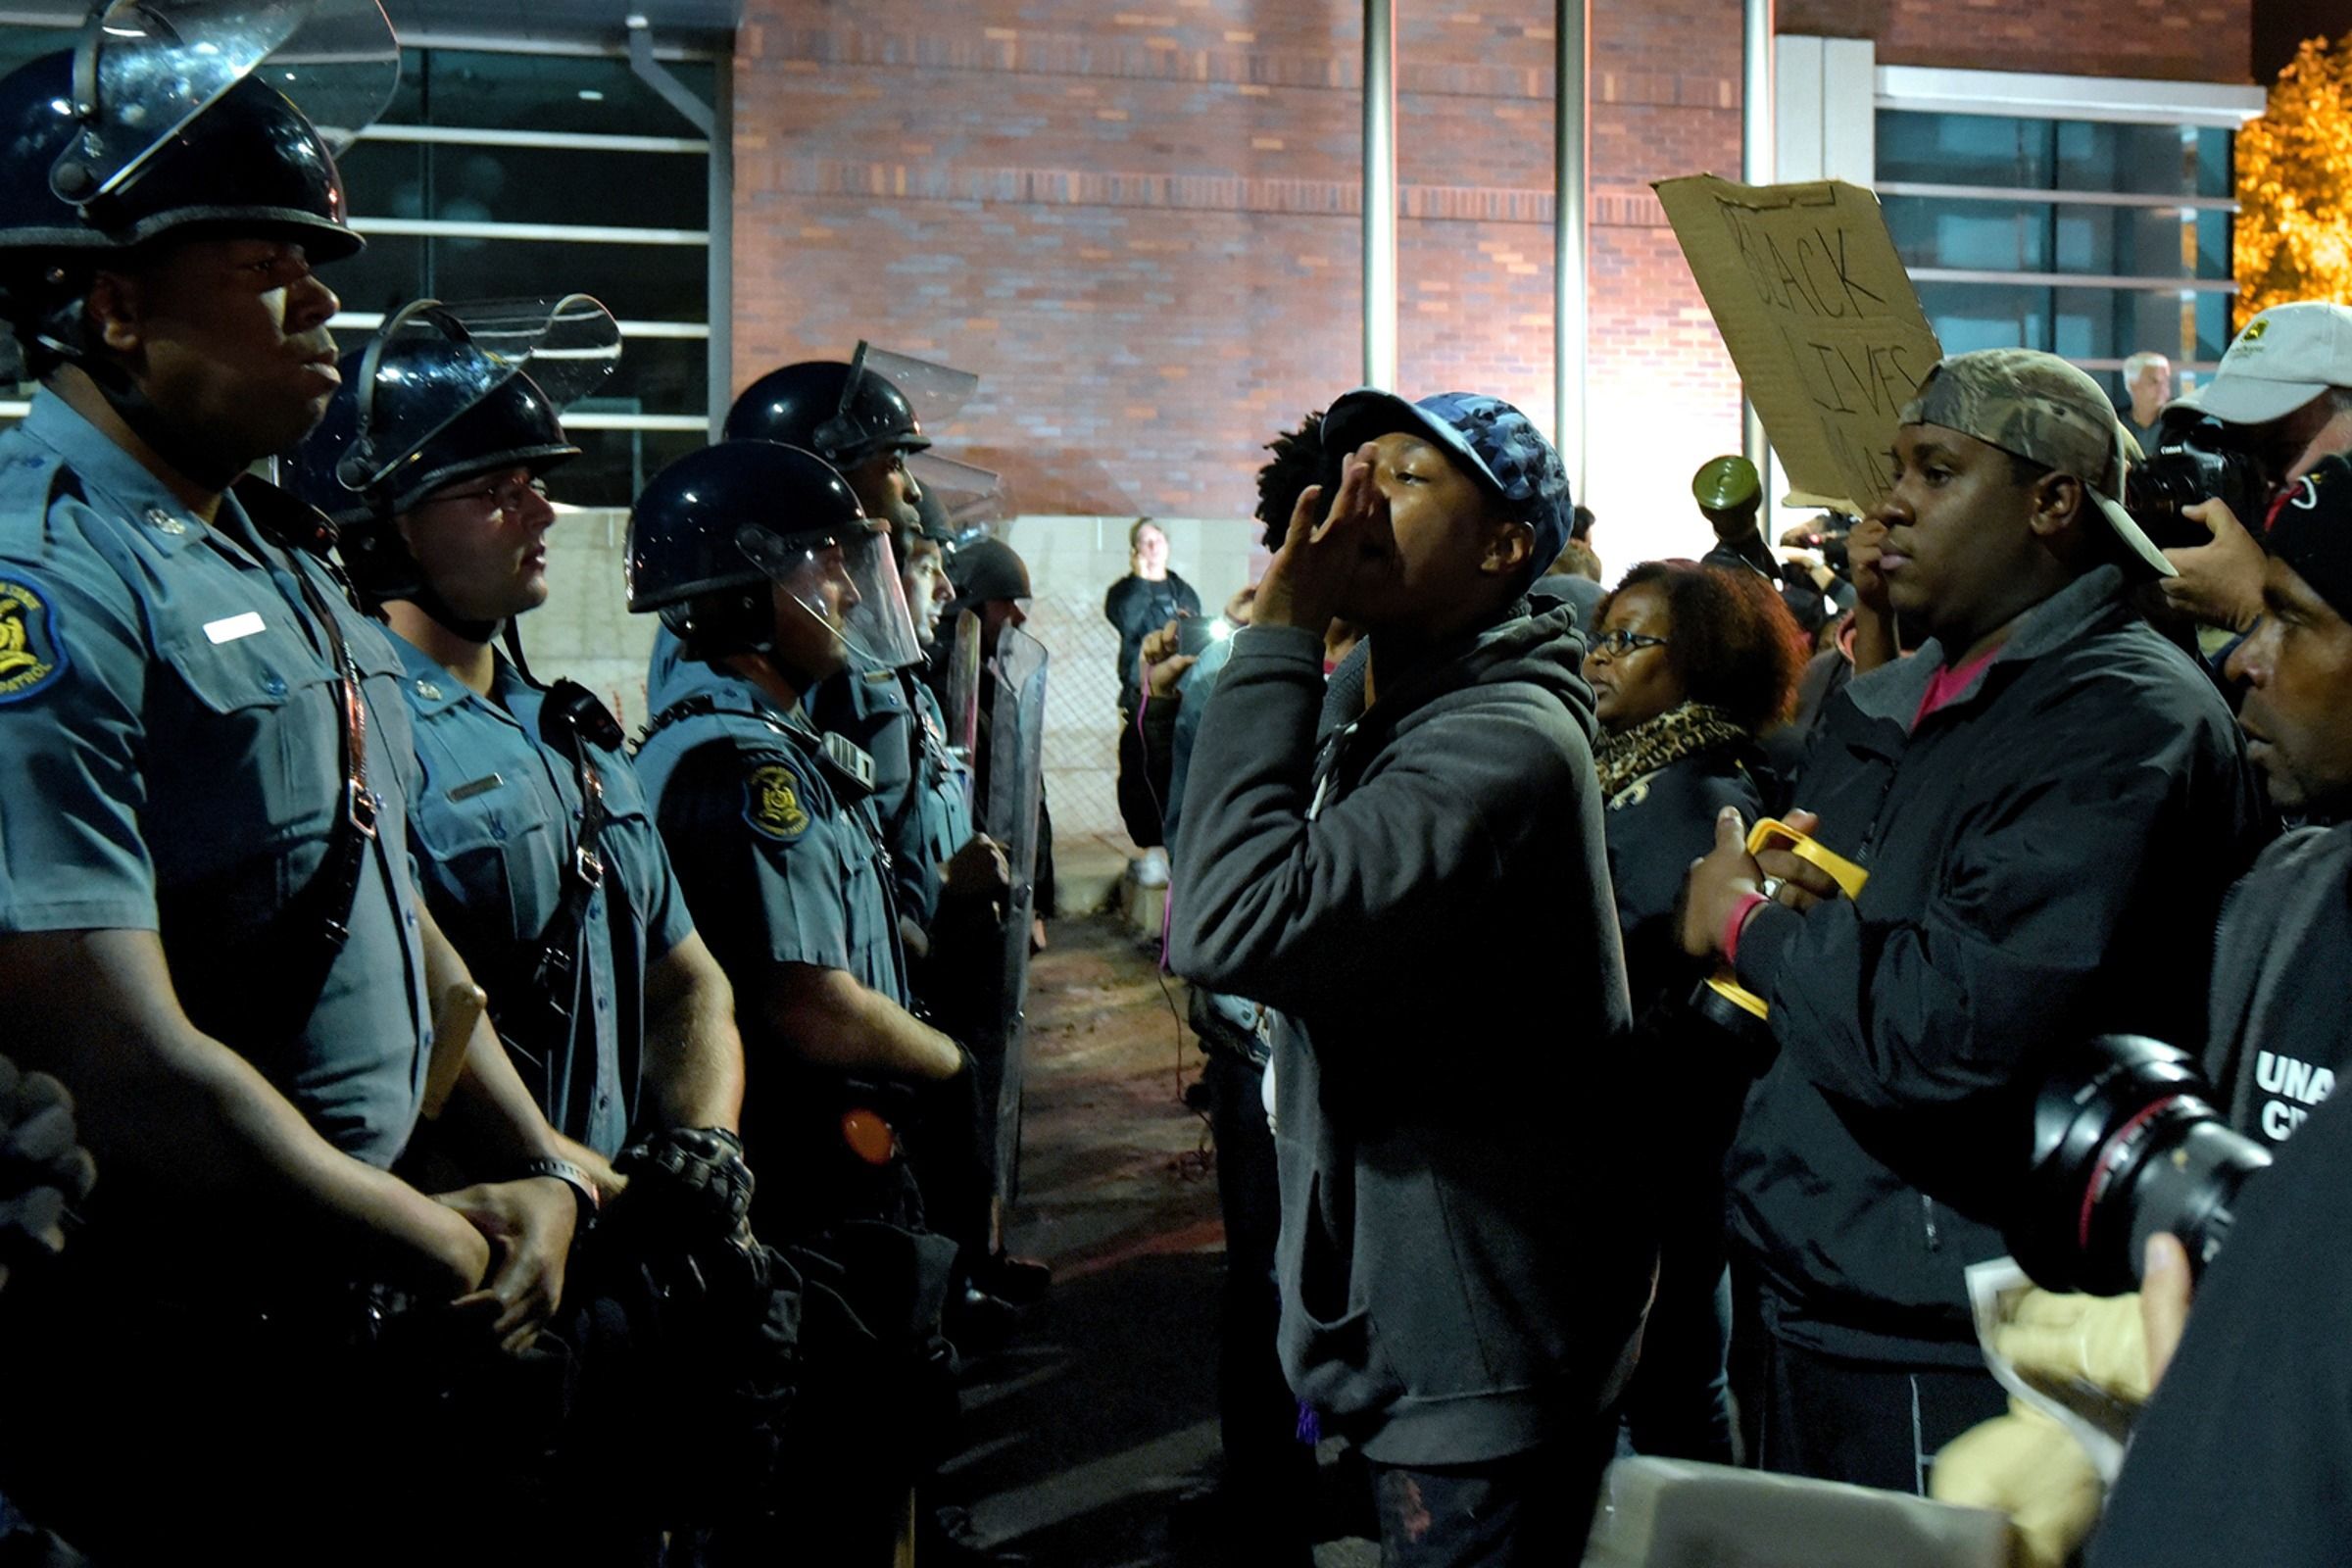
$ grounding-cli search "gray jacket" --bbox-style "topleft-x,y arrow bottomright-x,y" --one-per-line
1168,608 -> 1649,1466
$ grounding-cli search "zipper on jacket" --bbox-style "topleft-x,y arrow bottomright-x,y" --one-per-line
1920,1193 -> 1941,1252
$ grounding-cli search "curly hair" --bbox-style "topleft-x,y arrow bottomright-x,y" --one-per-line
1595,560 -> 1809,733
1254,410 -> 1327,551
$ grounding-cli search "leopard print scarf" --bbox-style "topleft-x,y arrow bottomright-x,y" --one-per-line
1593,701 -> 1750,804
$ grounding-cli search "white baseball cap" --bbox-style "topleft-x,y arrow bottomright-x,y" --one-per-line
2167,302 -> 2352,425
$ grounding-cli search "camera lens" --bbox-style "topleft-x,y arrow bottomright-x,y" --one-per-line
2010,1035 -> 2272,1297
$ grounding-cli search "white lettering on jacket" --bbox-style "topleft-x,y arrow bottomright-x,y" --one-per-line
2254,1052 -> 2336,1145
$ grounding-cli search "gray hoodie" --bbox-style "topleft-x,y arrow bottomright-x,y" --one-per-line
1168,607 -> 1650,1466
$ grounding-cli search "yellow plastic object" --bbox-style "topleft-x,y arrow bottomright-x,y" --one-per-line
1702,818 -> 1871,1018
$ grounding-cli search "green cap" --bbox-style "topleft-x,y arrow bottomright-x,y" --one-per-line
1691,454 -> 1760,512
1899,348 -> 2173,578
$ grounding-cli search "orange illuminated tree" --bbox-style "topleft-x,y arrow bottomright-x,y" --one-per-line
2238,34 -> 2352,328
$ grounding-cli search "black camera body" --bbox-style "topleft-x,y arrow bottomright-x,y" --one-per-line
2126,414 -> 2271,552
2009,1034 -> 2272,1297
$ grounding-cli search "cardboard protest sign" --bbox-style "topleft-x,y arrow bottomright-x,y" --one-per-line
1655,174 -> 1944,516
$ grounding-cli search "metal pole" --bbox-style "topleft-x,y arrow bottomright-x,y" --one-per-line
1552,0 -> 1590,496
706,55 -> 734,440
1740,0 -> 1774,470
1362,0 -> 1397,391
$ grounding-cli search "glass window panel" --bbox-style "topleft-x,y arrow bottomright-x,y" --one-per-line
424,235 -> 706,326
322,232 -> 430,319
550,425 -> 707,510
1877,112 -> 2056,188
2193,128 -> 2233,200
345,141 -> 706,231
1916,282 -> 2053,355
1885,195 -> 2051,270
0,25 -> 80,76
395,50 -> 712,139
2194,295 -> 2234,366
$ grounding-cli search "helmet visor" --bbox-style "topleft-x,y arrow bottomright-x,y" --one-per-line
736,522 -> 926,672
862,344 -> 979,427
53,0 -> 400,203
908,450 -> 1011,530
336,293 -> 620,496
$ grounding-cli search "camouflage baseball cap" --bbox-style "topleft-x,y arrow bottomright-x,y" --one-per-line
1322,388 -> 1573,574
1899,348 -> 2174,578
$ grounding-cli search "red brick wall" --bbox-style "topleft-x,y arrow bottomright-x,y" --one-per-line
1783,0 -> 2255,82
731,0 -> 2248,567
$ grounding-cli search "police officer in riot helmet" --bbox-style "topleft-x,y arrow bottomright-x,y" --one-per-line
725,353 -> 1044,1320
0,7 -> 601,1558
291,302 -> 802,1556
291,297 -> 750,1187
726,346 -> 931,530
629,439 -> 1015,1563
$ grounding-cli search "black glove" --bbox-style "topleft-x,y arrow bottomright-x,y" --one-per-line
0,1054 -> 97,1288
603,1126 -> 767,1305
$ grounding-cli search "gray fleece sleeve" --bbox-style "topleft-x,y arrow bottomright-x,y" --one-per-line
1166,624 -> 1572,1019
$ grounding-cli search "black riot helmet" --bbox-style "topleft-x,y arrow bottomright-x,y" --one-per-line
288,294 -> 618,621
0,0 -> 398,372
626,441 -> 871,664
723,341 -> 932,471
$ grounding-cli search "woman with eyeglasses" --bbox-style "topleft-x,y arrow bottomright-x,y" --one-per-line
1582,559 -> 1809,1466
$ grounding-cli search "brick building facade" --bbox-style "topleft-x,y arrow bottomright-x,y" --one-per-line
730,0 -> 2254,567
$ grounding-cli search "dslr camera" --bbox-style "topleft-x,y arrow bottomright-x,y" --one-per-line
2007,1034 -> 2272,1297
2125,413 -> 2271,551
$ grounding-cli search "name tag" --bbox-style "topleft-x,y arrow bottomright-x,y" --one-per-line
449,773 -> 506,802
203,612 -> 266,645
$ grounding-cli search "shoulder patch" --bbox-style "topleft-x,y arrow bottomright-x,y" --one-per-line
744,759 -> 814,841
0,573 -> 68,704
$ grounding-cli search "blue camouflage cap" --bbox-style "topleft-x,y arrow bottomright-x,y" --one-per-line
1322,388 -> 1574,577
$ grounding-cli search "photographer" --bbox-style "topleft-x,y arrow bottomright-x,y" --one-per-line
2080,1063 -> 2352,1567
1680,350 -> 2265,1493
1170,390 -> 1647,1564
2151,303 -> 2352,634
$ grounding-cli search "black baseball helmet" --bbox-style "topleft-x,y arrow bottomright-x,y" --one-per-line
723,342 -> 931,471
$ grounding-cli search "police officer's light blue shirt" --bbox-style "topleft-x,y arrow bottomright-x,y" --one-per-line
395,634 -> 695,1156
0,393 -> 431,1166
908,674 -> 975,899
635,629 -> 907,1007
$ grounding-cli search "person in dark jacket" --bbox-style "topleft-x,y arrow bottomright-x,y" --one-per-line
1585,561 -> 1806,1465
2084,1074 -> 2352,1568
1104,518 -> 1202,715
1678,349 -> 2266,1494
1170,388 -> 1647,1567
2201,455 -> 2352,1145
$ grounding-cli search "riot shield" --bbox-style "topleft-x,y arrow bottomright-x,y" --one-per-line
978,625 -> 1048,1205
942,610 -> 982,786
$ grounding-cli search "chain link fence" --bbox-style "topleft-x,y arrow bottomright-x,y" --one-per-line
1023,587 -> 1138,867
